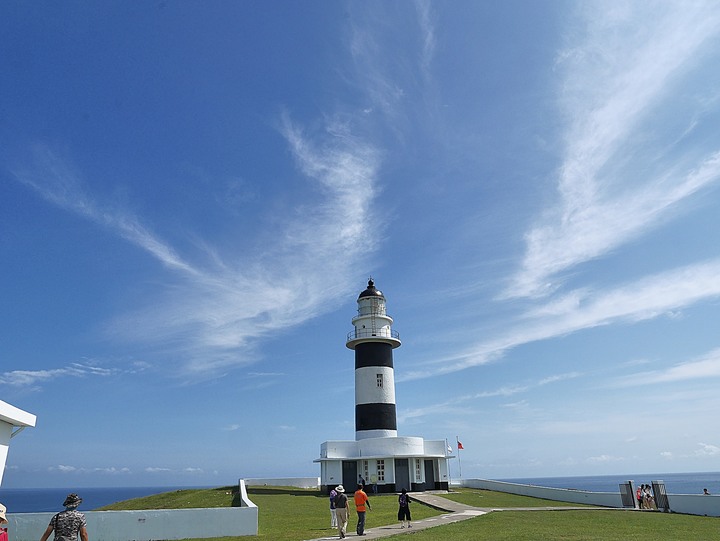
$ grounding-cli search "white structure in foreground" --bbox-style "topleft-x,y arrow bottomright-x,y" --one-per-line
0,400 -> 36,487
316,279 -> 451,493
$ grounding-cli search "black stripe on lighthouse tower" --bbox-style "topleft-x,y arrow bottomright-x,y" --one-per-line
355,342 -> 394,369
356,403 -> 397,431
355,341 -> 397,433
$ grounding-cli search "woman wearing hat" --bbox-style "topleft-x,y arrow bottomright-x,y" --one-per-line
333,485 -> 350,539
39,494 -> 89,541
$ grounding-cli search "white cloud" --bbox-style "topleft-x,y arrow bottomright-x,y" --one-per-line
4,363 -> 118,388
414,0 -> 436,76
407,259 -> 720,379
12,114 -> 382,378
12,147 -> 200,276
506,3 -> 720,299
695,443 -> 720,456
614,347 -> 720,387
587,454 -> 624,464
93,467 -> 131,474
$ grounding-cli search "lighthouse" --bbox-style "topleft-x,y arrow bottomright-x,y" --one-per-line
316,279 -> 453,494
347,279 -> 400,440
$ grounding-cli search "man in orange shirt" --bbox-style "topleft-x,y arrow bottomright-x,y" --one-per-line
353,484 -> 372,536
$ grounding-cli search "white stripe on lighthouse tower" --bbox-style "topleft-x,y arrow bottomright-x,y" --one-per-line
346,279 -> 401,440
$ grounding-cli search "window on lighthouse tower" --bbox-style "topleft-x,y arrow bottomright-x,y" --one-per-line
377,374 -> 384,388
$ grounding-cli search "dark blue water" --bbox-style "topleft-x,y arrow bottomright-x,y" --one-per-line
0,486 -> 211,513
499,471 -> 720,495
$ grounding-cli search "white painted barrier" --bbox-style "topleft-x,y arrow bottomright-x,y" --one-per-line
458,478 -> 625,508
6,481 -> 258,541
242,476 -> 320,488
664,494 -> 720,517
457,478 -> 720,517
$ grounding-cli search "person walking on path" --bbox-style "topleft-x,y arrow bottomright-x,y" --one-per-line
353,484 -> 372,536
39,493 -> 89,541
329,487 -> 338,528
397,489 -> 412,529
333,485 -> 349,539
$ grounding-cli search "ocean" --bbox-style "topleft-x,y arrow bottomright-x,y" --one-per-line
0,472 -> 718,513
498,471 -> 720,495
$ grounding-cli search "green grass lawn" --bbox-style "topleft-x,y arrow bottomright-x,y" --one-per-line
97,485 -> 720,541
380,509 -> 720,541
440,488 -> 587,508
245,486 -> 443,541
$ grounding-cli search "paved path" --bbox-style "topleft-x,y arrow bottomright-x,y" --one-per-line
303,491 -> 599,541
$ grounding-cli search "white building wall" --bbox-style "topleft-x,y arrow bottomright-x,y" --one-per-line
0,422 -> 11,486
324,462 -> 343,486
0,400 -> 36,487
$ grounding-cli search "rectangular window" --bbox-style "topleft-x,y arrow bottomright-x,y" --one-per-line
376,460 -> 385,481
377,373 -> 383,388
415,459 -> 422,480
363,460 -> 369,482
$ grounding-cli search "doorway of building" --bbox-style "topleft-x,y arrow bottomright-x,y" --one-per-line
342,461 -> 358,491
395,458 -> 410,492
424,460 -> 435,490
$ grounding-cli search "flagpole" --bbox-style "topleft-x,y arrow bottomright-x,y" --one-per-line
456,436 -> 462,479
446,438 -> 452,487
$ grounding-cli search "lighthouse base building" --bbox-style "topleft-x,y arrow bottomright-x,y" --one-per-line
316,436 -> 451,493
315,279 -> 452,493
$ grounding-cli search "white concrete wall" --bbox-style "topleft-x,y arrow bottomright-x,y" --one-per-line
665,494 -> 720,517
243,477 -> 320,488
459,478 -> 720,516
7,507 -> 258,541
6,480 -> 258,541
459,478 -> 624,507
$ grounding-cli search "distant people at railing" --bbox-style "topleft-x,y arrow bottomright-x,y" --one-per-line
642,484 -> 656,510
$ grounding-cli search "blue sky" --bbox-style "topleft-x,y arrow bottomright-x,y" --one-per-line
2,1 -> 720,489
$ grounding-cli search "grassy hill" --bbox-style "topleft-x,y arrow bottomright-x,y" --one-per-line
97,485 -> 720,541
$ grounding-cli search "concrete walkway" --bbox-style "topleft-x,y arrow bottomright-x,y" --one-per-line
304,491 -> 605,541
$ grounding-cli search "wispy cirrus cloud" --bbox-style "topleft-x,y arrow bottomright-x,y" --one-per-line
12,147 -> 200,277
613,347 -> 720,387
4,362 -> 119,388
398,371 -> 581,423
10,117 -> 382,377
506,2 -> 720,299
414,0 -> 436,77
406,259 -> 720,379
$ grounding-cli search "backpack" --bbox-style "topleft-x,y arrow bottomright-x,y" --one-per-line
335,493 -> 348,508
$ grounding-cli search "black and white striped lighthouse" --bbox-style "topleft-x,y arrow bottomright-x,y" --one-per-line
346,279 -> 401,441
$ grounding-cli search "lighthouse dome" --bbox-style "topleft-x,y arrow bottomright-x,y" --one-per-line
358,278 -> 384,299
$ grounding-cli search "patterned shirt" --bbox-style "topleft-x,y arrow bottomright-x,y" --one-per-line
49,510 -> 87,541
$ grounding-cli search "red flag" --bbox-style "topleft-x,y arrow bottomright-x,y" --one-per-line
457,441 -> 464,450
